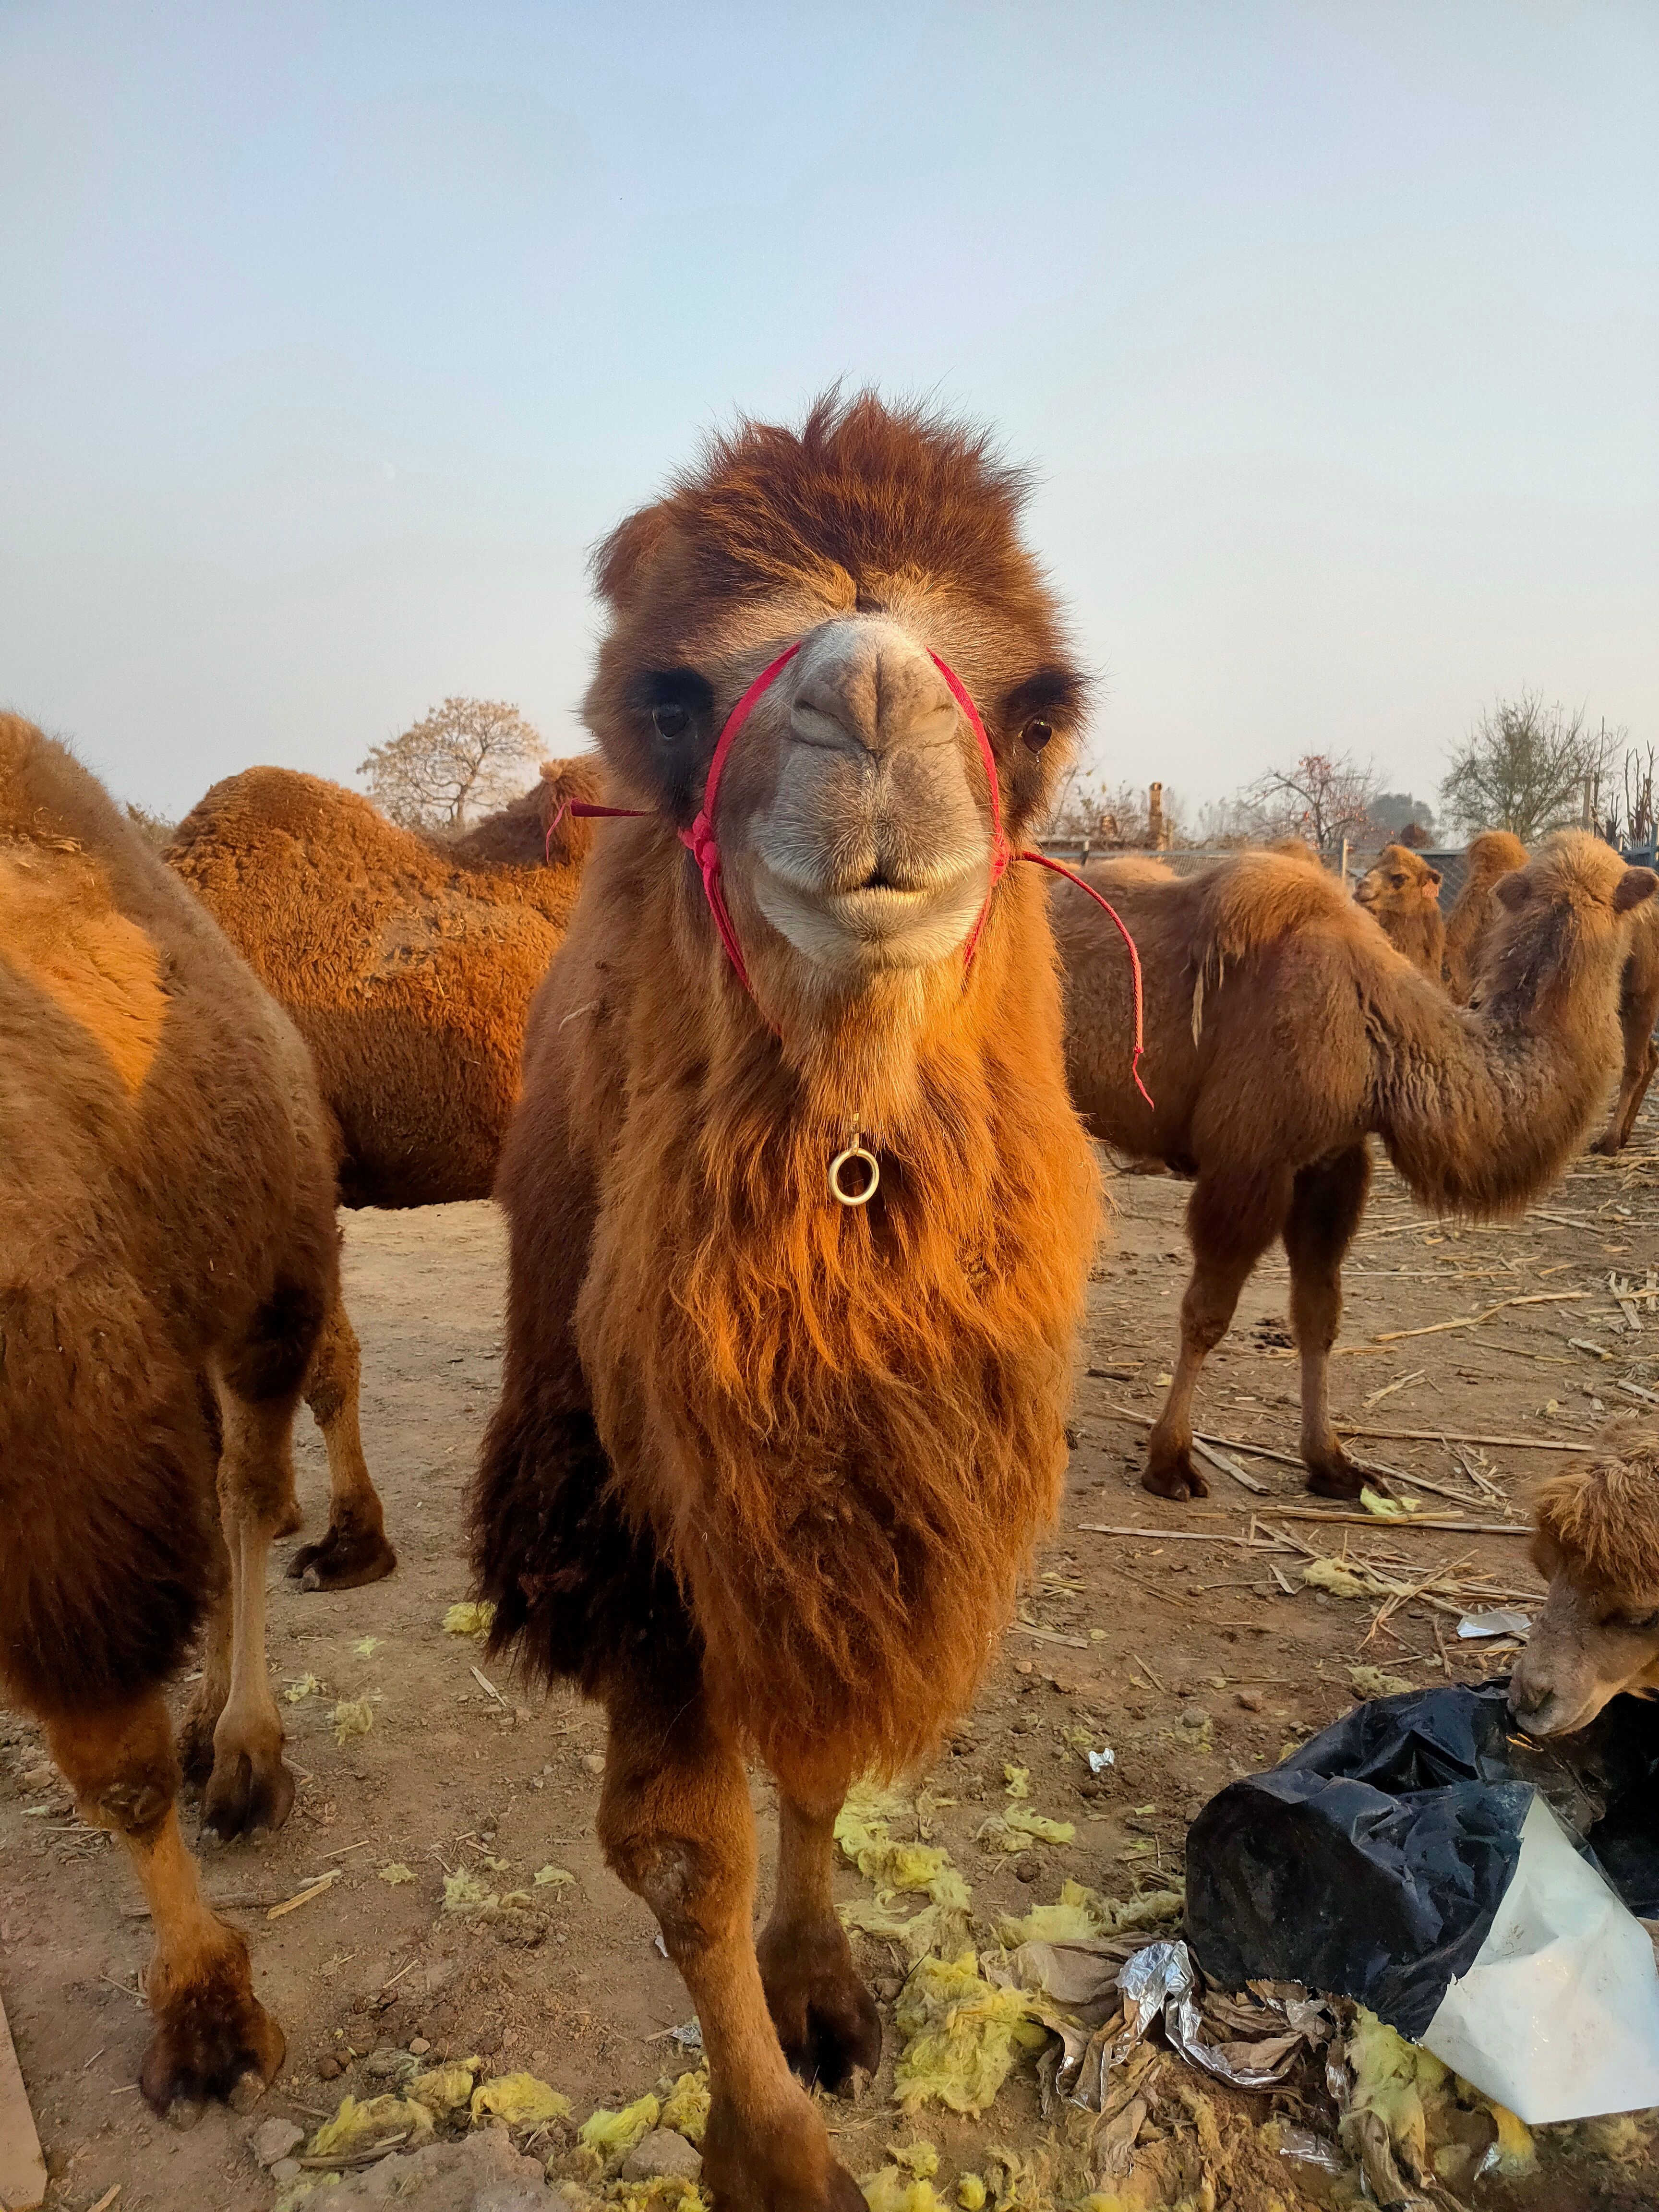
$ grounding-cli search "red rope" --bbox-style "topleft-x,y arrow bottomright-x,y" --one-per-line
541,643 -> 1154,1110
1018,850 -> 1154,1107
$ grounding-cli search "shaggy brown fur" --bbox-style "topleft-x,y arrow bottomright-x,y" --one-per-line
470,395 -> 1096,2212
0,714 -> 346,2117
1354,843 -> 1444,979
1440,828 -> 1659,1153
167,756 -> 601,1206
1531,1419 -> 1659,1603
1056,833 -> 1656,1501
1442,829 -> 1528,1000
1509,1419 -> 1659,1735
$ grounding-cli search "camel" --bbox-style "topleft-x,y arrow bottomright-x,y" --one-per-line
0,716 -> 344,2119
1055,832 -> 1656,1501
1438,828 -> 1659,1154
1508,1419 -> 1659,1737
165,759 -> 599,1587
469,395 -> 1098,2212
168,756 -> 601,1206
1441,829 -> 1528,1001
1352,843 -> 1444,978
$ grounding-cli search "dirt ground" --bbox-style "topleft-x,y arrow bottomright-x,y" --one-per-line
5,1108 -> 1659,2212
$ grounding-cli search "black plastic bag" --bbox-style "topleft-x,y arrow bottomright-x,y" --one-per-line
1185,1683 -> 1659,2040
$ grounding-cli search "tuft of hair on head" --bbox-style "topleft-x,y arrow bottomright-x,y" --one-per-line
1531,1416 -> 1659,1602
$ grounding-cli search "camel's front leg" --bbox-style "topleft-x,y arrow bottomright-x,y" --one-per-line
757,1789 -> 881,2094
1283,1145 -> 1371,1499
45,1691 -> 283,2124
1145,1171 -> 1286,1500
598,1672 -> 864,2212
288,1299 -> 397,1591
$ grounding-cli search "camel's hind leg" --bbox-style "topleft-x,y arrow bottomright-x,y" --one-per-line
599,1668 -> 864,2212
1593,989 -> 1659,1155
1146,1169 -> 1291,1500
45,1691 -> 283,2123
1283,1144 -> 1371,1500
287,1299 -> 397,1591
198,1368 -> 301,1839
757,1789 -> 881,2094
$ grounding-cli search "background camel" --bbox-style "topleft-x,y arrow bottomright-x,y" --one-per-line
1441,829 -> 1528,1001
1352,842 -> 1443,978
470,395 -> 1097,2212
1508,1418 -> 1659,1736
1435,828 -> 1659,1154
0,716 -> 342,2120
167,754 -> 601,1207
1056,832 -> 1655,1501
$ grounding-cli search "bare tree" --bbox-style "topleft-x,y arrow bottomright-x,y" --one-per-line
125,802 -> 177,851
1243,751 -> 1379,856
359,697 -> 542,830
1439,693 -> 1624,844
1623,744 -> 1657,850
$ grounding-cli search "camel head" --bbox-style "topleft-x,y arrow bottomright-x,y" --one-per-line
1467,829 -> 1656,1020
1354,844 -> 1441,923
1509,1420 -> 1659,1737
581,394 -> 1085,1017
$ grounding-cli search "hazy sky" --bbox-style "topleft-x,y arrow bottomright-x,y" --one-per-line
2,2 -> 1654,823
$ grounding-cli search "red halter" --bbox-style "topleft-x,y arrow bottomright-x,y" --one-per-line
549,642 -> 1153,1107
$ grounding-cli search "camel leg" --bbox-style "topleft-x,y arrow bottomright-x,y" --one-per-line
1283,1145 -> 1372,1500
598,1671 -> 864,2212
200,1379 -> 296,1839
178,1528 -> 234,1788
1145,1171 -> 1288,1501
287,1300 -> 397,1591
757,1789 -> 881,2093
44,1691 -> 283,2123
1593,1013 -> 1659,1155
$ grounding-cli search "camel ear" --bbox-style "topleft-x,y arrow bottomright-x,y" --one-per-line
592,502 -> 673,611
1494,872 -> 1531,911
1423,872 -> 1441,896
1614,866 -> 1659,914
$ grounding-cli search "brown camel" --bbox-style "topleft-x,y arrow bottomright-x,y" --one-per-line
1442,829 -> 1529,1000
168,755 -> 601,1207
1352,842 -> 1444,978
469,395 -> 1097,2212
1439,828 -> 1659,1154
1056,832 -> 1655,1501
0,716 -> 344,2119
1509,1418 -> 1659,1736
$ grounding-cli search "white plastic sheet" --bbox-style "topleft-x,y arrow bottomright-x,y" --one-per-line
1422,1796 -> 1659,2123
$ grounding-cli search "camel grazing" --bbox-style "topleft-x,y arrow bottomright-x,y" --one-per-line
1353,843 -> 1444,978
1442,829 -> 1528,1000
168,756 -> 600,1207
1509,1419 -> 1659,1737
469,395 -> 1098,2212
0,716 -> 344,2118
1055,833 -> 1656,1500
1439,828 -> 1659,1154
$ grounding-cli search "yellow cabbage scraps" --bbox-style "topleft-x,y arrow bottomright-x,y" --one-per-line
892,1953 -> 1046,2115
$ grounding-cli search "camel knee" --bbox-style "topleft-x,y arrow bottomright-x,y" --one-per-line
44,1696 -> 180,1842
304,1303 -> 361,1426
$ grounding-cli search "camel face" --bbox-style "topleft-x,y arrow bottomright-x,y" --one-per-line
1508,1568 -> 1659,1737
737,616 -> 998,976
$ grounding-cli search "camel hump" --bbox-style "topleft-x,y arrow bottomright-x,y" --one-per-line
0,717 -> 171,1094
1464,828 -> 1529,884
171,765 -> 387,860
1197,847 -> 1358,965
445,753 -> 607,871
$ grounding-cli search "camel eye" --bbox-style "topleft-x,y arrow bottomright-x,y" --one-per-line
651,702 -> 690,741
1022,719 -> 1054,753
1620,1607 -> 1659,1633
1391,876 -> 1405,888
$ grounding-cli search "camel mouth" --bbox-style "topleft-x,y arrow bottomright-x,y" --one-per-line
751,856 -> 990,973
1506,1684 -> 1602,1739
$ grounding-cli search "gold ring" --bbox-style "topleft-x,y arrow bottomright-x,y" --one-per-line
829,1138 -> 880,1207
